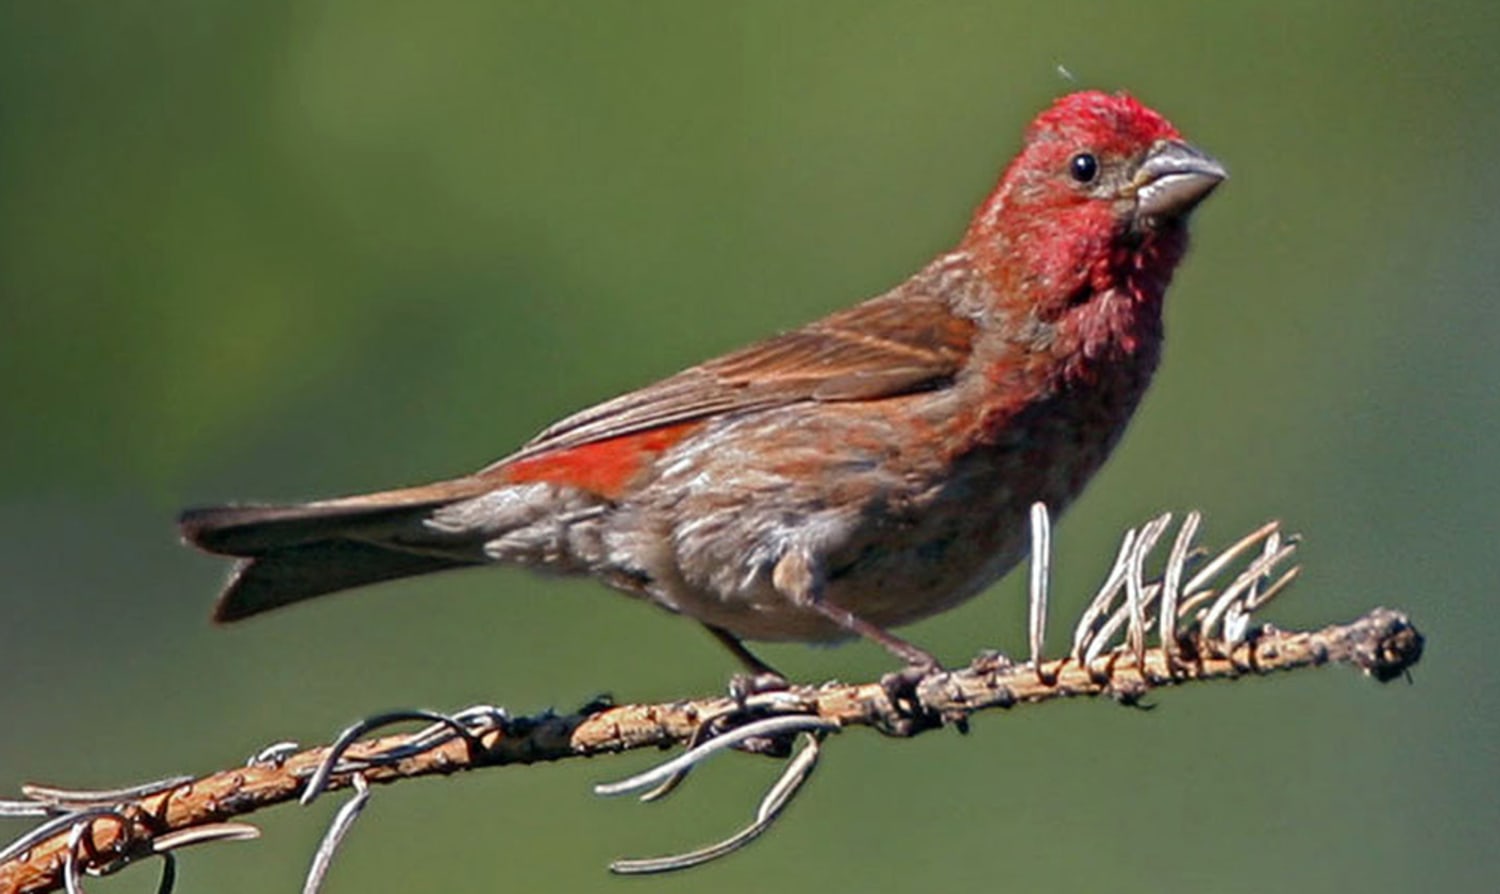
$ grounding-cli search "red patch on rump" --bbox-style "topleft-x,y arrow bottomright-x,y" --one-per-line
500,422 -> 701,499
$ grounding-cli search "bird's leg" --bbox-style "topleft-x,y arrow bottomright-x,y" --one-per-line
805,599 -> 942,671
773,550 -> 943,676
808,598 -> 945,720
703,624 -> 789,698
704,624 -> 782,677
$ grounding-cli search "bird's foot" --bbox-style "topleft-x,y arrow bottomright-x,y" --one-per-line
727,670 -> 791,706
876,659 -> 969,736
878,660 -> 938,709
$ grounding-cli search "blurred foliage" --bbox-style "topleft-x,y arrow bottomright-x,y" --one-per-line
1,2 -> 1496,891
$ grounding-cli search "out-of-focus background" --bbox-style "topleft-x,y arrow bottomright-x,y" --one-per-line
2,3 -> 1495,891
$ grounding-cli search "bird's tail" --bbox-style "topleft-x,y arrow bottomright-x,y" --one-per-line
180,478 -> 495,622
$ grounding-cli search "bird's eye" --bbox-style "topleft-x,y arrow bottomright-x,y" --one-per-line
1069,152 -> 1098,184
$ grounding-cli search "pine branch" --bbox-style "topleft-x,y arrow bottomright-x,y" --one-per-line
0,508 -> 1424,893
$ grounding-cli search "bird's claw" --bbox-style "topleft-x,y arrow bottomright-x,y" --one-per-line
727,671 -> 791,707
879,661 -> 938,711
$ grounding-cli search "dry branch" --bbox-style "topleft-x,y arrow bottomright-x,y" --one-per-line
0,509 -> 1425,893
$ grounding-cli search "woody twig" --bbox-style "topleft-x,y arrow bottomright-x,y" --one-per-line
0,507 -> 1424,893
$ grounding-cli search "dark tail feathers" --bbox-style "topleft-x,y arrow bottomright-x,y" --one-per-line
180,495 -> 482,623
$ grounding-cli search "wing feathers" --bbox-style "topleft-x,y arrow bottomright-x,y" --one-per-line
496,292 -> 974,467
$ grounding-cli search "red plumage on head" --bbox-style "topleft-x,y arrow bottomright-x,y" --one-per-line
1025,91 -> 1181,152
963,90 -> 1192,321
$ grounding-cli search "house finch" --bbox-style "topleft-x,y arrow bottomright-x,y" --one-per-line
181,91 -> 1224,674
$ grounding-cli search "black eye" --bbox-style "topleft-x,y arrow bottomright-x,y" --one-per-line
1069,152 -> 1098,183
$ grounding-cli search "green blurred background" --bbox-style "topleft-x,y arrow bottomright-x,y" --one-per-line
2,2 -> 1495,891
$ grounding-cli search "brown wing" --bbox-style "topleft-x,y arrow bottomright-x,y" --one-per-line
492,291 -> 976,468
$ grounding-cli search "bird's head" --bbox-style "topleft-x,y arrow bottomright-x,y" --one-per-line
963,91 -> 1225,317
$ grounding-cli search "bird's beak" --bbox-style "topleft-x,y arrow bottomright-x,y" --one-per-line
1131,139 -> 1227,223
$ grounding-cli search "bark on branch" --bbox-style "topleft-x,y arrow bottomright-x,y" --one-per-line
0,509 -> 1426,893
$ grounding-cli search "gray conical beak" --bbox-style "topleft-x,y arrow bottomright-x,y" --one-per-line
1132,139 -> 1227,222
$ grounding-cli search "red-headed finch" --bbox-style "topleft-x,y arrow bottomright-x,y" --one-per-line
181,91 -> 1224,673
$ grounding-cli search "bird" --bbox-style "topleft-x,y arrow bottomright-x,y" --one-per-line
180,90 -> 1225,677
